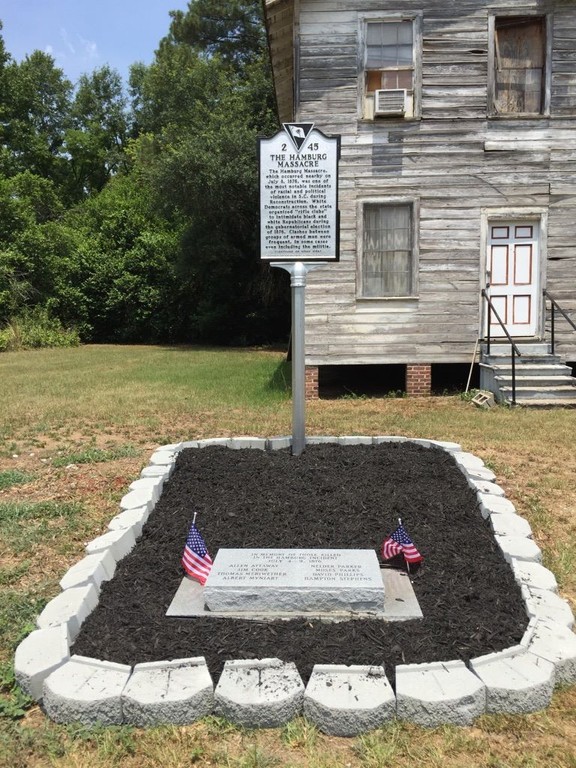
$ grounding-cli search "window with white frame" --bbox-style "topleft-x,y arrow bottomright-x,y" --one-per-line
489,15 -> 550,115
363,19 -> 418,119
361,203 -> 415,297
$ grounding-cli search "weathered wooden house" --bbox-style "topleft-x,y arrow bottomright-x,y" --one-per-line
263,0 -> 576,403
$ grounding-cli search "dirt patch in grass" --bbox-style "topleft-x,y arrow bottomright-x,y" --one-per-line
72,442 -> 528,687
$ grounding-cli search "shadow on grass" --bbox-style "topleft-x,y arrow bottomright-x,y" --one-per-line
267,360 -> 291,395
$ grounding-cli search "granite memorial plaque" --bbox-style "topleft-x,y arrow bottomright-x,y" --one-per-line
203,549 -> 385,613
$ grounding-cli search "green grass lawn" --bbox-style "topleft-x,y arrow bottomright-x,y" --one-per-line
0,345 -> 575,768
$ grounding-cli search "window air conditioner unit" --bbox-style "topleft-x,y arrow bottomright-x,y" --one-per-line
374,89 -> 406,116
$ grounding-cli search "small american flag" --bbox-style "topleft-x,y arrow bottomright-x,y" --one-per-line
381,523 -> 423,564
182,523 -> 213,585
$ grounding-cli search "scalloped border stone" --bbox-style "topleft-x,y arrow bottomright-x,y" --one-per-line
303,664 -> 395,736
122,657 -> 214,726
469,645 -> 555,714
396,659 -> 486,727
14,435 -> 575,732
214,658 -> 304,728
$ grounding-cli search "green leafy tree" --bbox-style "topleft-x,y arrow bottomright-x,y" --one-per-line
0,171 -> 71,323
63,174 -> 187,342
2,51 -> 72,186
127,0 -> 287,343
66,66 -> 129,199
168,0 -> 265,69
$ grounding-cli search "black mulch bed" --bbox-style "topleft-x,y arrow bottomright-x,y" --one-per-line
73,443 -> 529,688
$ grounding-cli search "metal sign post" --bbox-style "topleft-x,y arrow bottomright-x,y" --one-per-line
259,123 -> 340,455
271,262 -> 324,456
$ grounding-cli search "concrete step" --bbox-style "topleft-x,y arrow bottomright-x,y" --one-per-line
481,342 -> 551,357
495,375 -> 576,388
499,385 -> 576,400
491,364 -> 572,377
513,398 -> 576,408
483,355 -> 563,367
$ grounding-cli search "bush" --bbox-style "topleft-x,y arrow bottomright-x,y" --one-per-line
0,307 -> 80,351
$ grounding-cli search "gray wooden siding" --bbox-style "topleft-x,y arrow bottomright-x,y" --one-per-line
269,0 -> 576,365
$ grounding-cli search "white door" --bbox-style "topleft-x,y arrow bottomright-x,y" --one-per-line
486,221 -> 540,337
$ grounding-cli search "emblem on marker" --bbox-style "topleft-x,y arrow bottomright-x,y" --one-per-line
283,122 -> 314,152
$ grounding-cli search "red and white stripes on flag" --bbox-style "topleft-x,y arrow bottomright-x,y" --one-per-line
381,523 -> 423,564
182,523 -> 213,585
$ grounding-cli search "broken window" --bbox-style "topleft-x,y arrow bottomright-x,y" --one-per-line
492,16 -> 547,114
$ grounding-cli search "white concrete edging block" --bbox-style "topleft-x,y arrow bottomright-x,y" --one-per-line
466,467 -> 497,482
522,586 -> 575,629
86,527 -> 136,561
36,583 -> 99,641
14,625 -> 70,701
303,664 -> 395,736
196,438 -> 234,448
511,560 -> 558,593
410,439 -> 461,452
490,513 -> 533,539
140,464 -> 172,479
228,437 -> 267,450
122,657 -> 214,726
149,450 -> 176,466
119,488 -> 155,513
337,436 -> 374,445
266,436 -> 292,450
214,658 -> 304,728
478,494 -> 518,520
128,477 -> 164,502
395,660 -> 486,727
521,618 -> 576,685
495,535 -> 542,564
452,452 -> 486,471
469,645 -> 555,714
472,480 -> 506,497
43,655 -> 131,725
59,550 -> 116,591
107,506 -> 150,539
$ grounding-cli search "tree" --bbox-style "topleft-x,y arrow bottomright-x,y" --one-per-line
66,66 -> 129,199
2,51 -> 72,186
0,171 -> 71,323
167,0 -> 266,69
126,0 -> 287,343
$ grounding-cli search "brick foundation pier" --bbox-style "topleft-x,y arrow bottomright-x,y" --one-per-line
405,364 -> 432,397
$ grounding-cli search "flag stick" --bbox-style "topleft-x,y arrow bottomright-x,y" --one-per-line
192,511 -> 197,526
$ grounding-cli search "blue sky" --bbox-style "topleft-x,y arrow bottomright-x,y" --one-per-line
1,1 -> 191,85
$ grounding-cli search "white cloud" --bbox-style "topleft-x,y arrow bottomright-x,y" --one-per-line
46,28 -> 100,80
60,27 -> 76,55
78,35 -> 98,61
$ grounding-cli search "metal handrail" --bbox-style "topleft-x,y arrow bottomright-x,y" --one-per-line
543,289 -> 576,355
481,289 -> 522,405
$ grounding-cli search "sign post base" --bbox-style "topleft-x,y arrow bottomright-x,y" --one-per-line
271,262 -> 325,456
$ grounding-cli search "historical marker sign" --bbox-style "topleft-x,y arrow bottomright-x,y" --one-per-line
259,123 -> 340,261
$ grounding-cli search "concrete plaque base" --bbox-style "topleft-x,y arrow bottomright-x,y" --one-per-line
203,549 -> 384,613
167,568 -> 422,622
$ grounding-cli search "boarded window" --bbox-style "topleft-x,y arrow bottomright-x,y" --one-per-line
493,17 -> 545,114
362,204 -> 413,297
365,21 -> 414,93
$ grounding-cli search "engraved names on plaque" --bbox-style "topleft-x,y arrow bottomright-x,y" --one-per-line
203,549 -> 384,613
